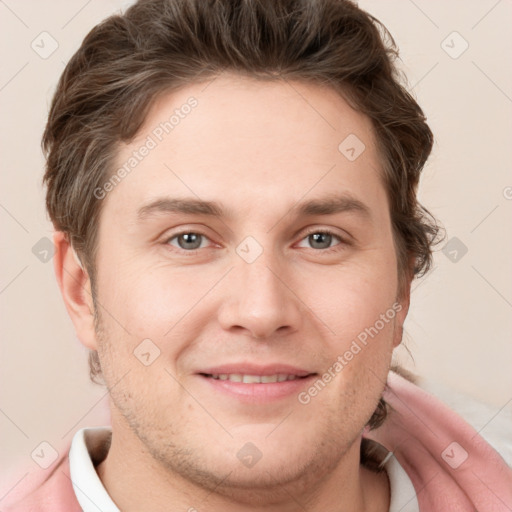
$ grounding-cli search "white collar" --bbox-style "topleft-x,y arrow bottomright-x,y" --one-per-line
69,426 -> 418,511
384,452 -> 420,512
69,426 -> 120,512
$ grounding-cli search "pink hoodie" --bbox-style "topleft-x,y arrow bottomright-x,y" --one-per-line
364,371 -> 512,511
2,371 -> 511,511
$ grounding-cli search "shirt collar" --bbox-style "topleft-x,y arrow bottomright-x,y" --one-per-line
69,426 -> 120,512
385,453 -> 419,512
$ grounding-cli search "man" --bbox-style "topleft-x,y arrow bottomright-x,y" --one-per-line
3,0 -> 511,510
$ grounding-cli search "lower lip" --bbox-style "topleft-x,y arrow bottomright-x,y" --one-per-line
197,374 -> 317,403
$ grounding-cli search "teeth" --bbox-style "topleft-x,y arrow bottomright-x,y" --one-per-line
209,373 -> 304,383
242,374 -> 261,384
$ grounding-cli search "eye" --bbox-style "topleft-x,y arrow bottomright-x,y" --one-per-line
296,229 -> 346,253
165,231 -> 211,252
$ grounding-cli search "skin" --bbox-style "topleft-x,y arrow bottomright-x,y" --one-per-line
54,72 -> 411,512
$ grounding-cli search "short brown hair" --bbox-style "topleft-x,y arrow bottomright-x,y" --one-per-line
42,0 -> 441,441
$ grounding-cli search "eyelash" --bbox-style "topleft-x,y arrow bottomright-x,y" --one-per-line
163,228 -> 349,255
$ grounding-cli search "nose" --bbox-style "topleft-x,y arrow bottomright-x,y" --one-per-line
217,254 -> 303,340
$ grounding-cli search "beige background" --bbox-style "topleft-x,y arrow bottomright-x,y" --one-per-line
1,0 -> 511,496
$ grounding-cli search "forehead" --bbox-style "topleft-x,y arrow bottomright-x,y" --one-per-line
107,72 -> 385,219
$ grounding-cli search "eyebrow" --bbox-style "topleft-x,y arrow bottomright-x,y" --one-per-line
136,193 -> 372,221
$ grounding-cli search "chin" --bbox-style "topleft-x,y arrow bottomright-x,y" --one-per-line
199,459 -> 316,505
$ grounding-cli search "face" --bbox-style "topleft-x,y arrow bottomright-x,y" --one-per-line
82,73 -> 408,496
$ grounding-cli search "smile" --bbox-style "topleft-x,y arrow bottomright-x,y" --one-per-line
202,373 -> 309,383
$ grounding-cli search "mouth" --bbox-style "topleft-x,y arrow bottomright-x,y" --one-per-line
199,373 -> 312,383
196,365 -> 318,403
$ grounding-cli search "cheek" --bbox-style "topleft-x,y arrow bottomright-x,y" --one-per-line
98,261 -> 205,334
302,277 -> 397,424
302,259 -> 398,335
298,259 -> 399,403
95,261 -> 224,379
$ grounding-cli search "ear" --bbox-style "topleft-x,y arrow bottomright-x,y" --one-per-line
392,261 -> 413,348
53,231 -> 98,350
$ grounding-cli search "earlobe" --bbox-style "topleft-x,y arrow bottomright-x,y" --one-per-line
392,306 -> 408,349
393,280 -> 412,349
53,231 -> 98,351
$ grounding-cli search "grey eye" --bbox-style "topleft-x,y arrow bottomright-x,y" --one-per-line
170,232 -> 205,251
307,232 -> 334,250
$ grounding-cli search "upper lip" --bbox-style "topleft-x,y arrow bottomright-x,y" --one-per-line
197,363 -> 315,377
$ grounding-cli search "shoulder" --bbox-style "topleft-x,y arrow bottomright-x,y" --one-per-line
416,375 -> 512,467
2,451 -> 82,512
366,371 -> 512,511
